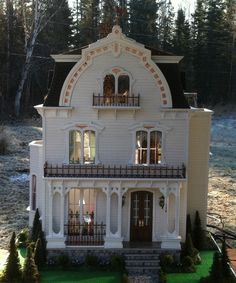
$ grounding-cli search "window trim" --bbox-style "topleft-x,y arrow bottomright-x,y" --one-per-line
101,67 -> 134,96
135,129 -> 162,165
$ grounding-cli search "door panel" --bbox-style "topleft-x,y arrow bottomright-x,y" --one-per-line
130,191 -> 153,242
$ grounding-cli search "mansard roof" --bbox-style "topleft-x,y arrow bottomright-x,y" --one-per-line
43,25 -> 189,109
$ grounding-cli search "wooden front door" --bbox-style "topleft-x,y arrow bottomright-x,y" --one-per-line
130,191 -> 153,242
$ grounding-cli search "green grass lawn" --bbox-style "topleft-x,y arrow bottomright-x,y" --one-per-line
167,251 -> 214,283
40,270 -> 122,283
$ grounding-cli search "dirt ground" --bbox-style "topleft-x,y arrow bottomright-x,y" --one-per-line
0,106 -> 235,250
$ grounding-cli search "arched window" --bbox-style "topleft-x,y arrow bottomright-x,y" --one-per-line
84,130 -> 96,164
32,175 -> 36,210
135,130 -> 162,165
118,75 -> 129,95
69,130 -> 96,164
150,131 -> 162,164
103,74 -> 115,97
136,131 -> 148,164
69,130 -> 81,163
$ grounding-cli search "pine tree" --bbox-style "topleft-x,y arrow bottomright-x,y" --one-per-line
34,238 -> 44,270
31,208 -> 41,242
129,0 -> 158,47
3,232 -> 22,283
209,252 -> 223,283
22,246 -> 39,283
158,0 -> 174,51
186,214 -> 192,238
193,210 -> 205,250
221,235 -> 231,279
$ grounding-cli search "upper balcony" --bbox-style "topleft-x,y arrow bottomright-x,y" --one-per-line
44,163 -> 186,180
92,94 -> 140,109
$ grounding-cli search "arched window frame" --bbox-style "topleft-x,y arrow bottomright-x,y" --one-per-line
31,174 -> 37,211
63,122 -> 104,165
129,122 -> 171,165
101,67 -> 134,96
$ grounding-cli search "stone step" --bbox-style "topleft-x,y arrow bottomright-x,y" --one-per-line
126,259 -> 159,267
126,266 -> 160,275
125,254 -> 159,260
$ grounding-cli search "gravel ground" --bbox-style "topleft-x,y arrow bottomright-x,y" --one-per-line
0,107 -> 235,250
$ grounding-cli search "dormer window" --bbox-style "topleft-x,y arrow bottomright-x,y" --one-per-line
135,130 -> 162,165
69,130 -> 96,164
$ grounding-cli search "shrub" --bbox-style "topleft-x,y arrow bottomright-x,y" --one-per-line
186,214 -> 192,238
182,256 -> 196,273
110,255 -> 125,272
159,269 -> 167,283
22,246 -> 39,283
34,238 -> 45,270
3,232 -> 22,283
31,209 -> 41,242
84,255 -> 99,269
122,273 -> 129,283
57,254 -> 71,270
160,254 -> 174,272
17,228 -> 29,248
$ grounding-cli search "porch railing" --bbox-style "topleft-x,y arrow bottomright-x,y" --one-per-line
44,163 -> 186,179
93,94 -> 140,107
64,222 -> 106,246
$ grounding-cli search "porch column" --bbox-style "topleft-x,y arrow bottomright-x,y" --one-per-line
105,188 -> 111,237
48,185 -> 53,237
160,187 -> 168,236
175,185 -> 180,236
60,188 -> 65,236
117,188 -> 122,238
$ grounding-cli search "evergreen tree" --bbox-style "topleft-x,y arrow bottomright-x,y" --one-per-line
186,214 -> 192,238
22,246 -> 39,283
192,0 -> 208,103
3,232 -> 22,283
209,252 -> 223,283
158,0 -> 174,51
34,238 -> 44,270
31,208 -> 41,242
193,210 -> 205,250
117,0 -> 128,34
129,0 -> 158,47
221,235 -> 231,278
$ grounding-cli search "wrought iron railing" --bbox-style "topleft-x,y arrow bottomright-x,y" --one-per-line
64,222 -> 106,246
44,163 -> 186,179
93,94 -> 140,107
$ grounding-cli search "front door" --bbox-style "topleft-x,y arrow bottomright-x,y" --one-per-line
130,191 -> 153,242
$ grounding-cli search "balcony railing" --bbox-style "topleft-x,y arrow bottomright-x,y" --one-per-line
64,222 -> 106,246
93,94 -> 140,107
44,163 -> 186,179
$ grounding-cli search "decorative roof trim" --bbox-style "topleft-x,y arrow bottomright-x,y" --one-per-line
59,25 -> 173,108
51,54 -> 82,62
152,56 -> 184,64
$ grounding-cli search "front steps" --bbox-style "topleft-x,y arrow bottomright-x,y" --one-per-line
124,248 -> 160,281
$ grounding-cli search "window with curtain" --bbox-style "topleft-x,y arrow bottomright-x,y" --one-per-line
135,130 -> 162,165
69,130 -> 96,164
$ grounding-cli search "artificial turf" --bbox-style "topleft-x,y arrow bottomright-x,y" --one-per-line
40,270 -> 121,283
167,250 -> 214,283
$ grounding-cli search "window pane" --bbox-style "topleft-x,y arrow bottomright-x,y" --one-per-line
103,74 -> 115,97
32,175 -> 36,210
118,75 -> 129,95
150,131 -> 162,164
84,130 -> 96,164
69,130 -> 81,163
135,131 -> 147,164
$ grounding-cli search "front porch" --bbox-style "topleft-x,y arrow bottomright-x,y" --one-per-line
45,180 -> 185,250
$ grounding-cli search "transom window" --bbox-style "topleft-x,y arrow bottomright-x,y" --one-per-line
69,130 -> 96,164
135,130 -> 162,165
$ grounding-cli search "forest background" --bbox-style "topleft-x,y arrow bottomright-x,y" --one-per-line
0,0 -> 235,118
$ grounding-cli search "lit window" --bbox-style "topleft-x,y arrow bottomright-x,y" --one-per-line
69,130 -> 96,164
103,74 -> 115,97
135,130 -> 162,165
32,175 -> 36,210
